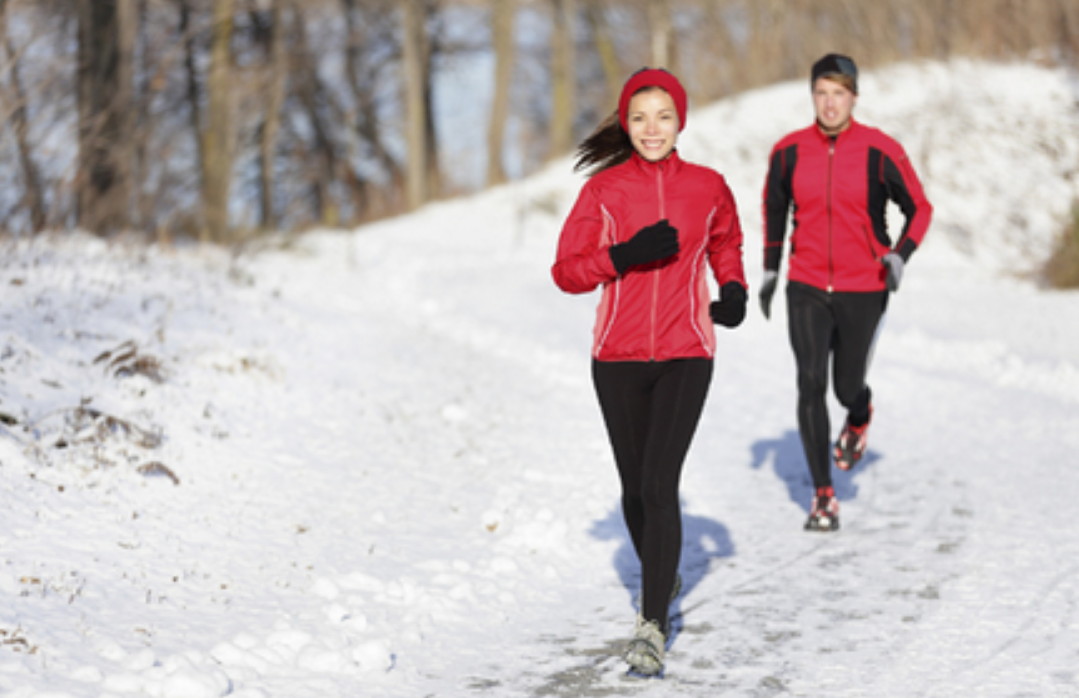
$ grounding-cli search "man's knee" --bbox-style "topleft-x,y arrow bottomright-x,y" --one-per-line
797,370 -> 828,402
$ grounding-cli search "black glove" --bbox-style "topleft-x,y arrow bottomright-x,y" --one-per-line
609,220 -> 680,275
759,270 -> 779,320
710,282 -> 747,328
882,252 -> 904,292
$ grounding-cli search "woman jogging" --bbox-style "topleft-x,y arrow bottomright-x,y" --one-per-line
552,68 -> 747,676
760,53 -> 932,532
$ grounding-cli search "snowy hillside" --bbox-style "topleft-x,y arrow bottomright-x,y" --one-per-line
1,59 -> 1078,697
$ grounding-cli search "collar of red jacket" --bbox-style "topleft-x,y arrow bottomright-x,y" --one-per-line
630,148 -> 685,176
814,117 -> 862,143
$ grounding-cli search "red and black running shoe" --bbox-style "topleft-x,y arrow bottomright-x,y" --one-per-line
834,408 -> 872,471
804,486 -> 839,532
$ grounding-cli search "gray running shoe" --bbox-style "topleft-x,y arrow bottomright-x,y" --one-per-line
624,618 -> 666,676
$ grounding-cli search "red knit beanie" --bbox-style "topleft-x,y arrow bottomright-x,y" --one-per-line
618,68 -> 687,132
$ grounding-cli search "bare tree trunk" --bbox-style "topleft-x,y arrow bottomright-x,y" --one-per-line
340,0 -> 401,216
131,0 -> 152,233
76,0 -> 135,236
584,0 -> 620,108
180,1 -> 204,208
202,0 -> 234,242
691,0 -> 743,97
294,8 -> 342,225
293,5 -> 373,226
647,0 -> 670,68
402,0 -> 427,210
423,26 -> 441,200
0,0 -> 46,232
342,0 -> 402,216
548,0 -> 576,160
486,0 -> 514,186
1057,0 -> 1079,62
260,0 -> 287,229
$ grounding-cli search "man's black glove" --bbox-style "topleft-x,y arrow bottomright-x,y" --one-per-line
882,252 -> 904,292
609,220 -> 680,275
759,270 -> 779,320
710,282 -> 747,328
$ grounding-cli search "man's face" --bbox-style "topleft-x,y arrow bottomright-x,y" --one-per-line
813,77 -> 857,135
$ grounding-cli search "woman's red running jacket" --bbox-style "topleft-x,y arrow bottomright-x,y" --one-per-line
553,150 -> 747,362
763,119 -> 932,292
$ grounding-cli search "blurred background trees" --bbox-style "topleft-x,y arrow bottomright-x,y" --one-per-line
0,0 -> 1077,241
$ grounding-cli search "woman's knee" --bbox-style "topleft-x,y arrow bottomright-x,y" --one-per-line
637,471 -> 677,508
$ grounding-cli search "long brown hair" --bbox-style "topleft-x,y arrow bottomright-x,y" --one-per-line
573,110 -> 633,177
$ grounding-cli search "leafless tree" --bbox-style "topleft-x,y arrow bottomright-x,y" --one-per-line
341,0 -> 404,218
76,0 -> 136,236
0,0 -> 46,232
0,0 -> 1077,239
257,0 -> 288,229
486,0 -> 514,186
547,0 -> 577,160
200,0 -> 234,241
583,0 -> 621,105
402,0 -> 428,210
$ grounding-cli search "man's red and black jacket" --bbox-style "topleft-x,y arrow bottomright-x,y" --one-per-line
762,119 -> 932,292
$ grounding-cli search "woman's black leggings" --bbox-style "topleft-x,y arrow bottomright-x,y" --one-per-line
787,281 -> 887,489
592,358 -> 713,629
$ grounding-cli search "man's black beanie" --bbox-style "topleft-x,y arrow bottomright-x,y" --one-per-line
811,53 -> 858,94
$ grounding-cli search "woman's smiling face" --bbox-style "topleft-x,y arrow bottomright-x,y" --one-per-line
626,88 -> 679,162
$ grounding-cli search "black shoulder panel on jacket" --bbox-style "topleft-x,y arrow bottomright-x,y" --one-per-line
764,144 -> 798,271
867,146 -> 922,251
866,147 -> 891,248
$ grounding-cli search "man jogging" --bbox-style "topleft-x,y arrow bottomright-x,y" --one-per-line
760,53 -> 933,532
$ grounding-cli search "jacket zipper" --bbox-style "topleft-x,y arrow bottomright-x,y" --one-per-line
650,163 -> 666,360
827,138 -> 835,293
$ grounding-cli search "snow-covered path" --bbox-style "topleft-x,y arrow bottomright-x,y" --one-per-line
2,59 -> 1079,697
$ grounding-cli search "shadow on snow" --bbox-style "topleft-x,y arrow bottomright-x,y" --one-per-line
749,428 -> 881,512
588,500 -> 734,636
